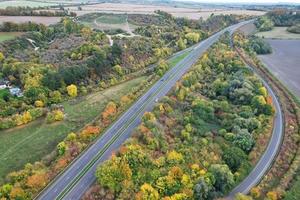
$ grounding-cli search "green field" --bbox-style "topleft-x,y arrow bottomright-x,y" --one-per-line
0,76 -> 146,183
256,27 -> 300,39
96,15 -> 127,24
0,32 -> 22,42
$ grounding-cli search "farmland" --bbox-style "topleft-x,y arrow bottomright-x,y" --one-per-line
258,39 -> 300,97
256,27 -> 300,39
51,3 -> 265,19
0,0 -> 81,8
0,16 -> 61,25
0,76 -> 146,183
0,32 -> 22,42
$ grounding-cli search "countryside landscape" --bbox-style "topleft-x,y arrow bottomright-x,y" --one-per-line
0,0 -> 299,200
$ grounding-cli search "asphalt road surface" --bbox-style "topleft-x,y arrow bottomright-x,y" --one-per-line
36,20 -> 259,200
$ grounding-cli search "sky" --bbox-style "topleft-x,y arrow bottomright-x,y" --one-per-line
177,0 -> 300,3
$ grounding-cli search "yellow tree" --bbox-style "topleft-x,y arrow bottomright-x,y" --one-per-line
136,183 -> 159,200
67,84 -> 77,98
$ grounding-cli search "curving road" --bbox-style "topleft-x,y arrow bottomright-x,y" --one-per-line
228,35 -> 284,198
36,20 -> 259,200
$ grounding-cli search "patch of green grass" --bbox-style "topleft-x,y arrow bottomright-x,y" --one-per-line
0,76 -> 146,183
0,32 -> 22,42
167,51 -> 191,67
256,27 -> 300,39
96,15 -> 127,24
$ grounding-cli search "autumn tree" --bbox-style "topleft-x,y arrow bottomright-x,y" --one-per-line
136,183 -> 159,200
96,156 -> 132,193
67,84 -> 77,98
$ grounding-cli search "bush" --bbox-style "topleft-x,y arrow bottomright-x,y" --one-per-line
46,110 -> 64,123
250,37 -> 272,55
287,24 -> 300,34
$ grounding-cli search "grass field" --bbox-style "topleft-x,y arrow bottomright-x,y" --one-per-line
256,27 -> 300,39
0,76 -> 146,183
96,15 -> 127,24
0,32 -> 22,42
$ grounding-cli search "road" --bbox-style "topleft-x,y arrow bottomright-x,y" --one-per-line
228,41 -> 284,198
36,20 -> 253,200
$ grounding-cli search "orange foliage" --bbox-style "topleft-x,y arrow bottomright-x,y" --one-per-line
54,158 -> 68,171
102,102 -> 117,124
266,96 -> 273,105
79,126 -> 101,140
10,187 -> 25,199
26,173 -> 48,190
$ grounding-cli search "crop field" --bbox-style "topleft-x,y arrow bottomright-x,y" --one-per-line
96,15 -> 127,24
258,39 -> 300,97
0,16 -> 61,25
50,3 -> 265,19
79,13 -> 136,35
0,0 -> 80,8
0,32 -> 22,42
256,27 -> 300,39
0,76 -> 146,183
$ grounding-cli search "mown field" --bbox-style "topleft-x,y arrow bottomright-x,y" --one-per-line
0,32 -> 22,42
256,27 -> 300,39
0,76 -> 146,183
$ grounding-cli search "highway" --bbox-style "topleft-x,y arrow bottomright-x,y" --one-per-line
36,20 -> 257,200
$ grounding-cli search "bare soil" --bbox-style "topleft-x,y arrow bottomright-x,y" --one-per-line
258,39 -> 300,97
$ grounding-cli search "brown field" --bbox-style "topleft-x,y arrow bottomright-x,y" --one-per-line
56,3 -> 265,19
0,16 -> 61,25
258,39 -> 300,97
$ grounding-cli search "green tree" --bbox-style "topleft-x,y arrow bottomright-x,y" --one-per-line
222,146 -> 247,172
209,164 -> 234,193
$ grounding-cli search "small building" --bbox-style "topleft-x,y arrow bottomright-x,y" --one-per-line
9,87 -> 23,97
0,80 -> 9,90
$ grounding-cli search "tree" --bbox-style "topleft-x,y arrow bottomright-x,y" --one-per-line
0,52 -> 5,62
185,32 -> 200,44
177,38 -> 186,50
136,183 -> 159,200
102,101 -> 117,122
222,146 -> 247,172
96,156 -> 132,193
50,91 -> 62,103
35,100 -> 44,107
57,141 -> 67,156
209,164 -> 234,193
67,84 -> 77,98
26,173 -> 48,191
81,27 -> 92,39
235,193 -> 253,200
233,129 -> 254,152
194,177 -> 212,200
22,111 -> 32,124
